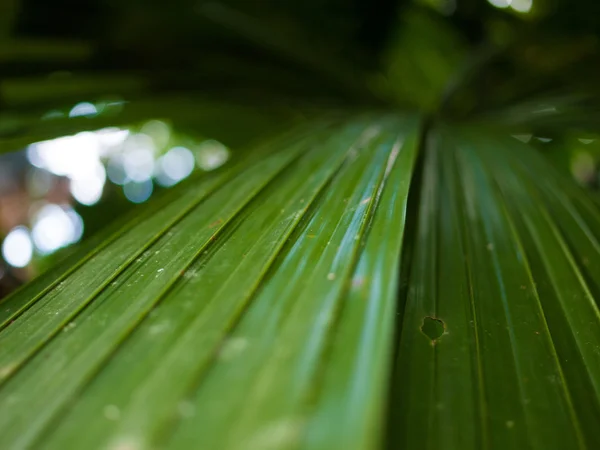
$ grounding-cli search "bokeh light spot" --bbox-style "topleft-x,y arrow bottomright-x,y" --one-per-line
156,146 -> 195,186
141,120 -> 171,149
69,102 -> 99,118
70,163 -> 107,206
32,204 -> 84,254
2,226 -> 34,268
487,0 -> 510,9
196,140 -> 230,171
571,152 -> 596,186
122,134 -> 156,182
107,155 -> 128,186
510,0 -> 532,13
124,180 -> 153,204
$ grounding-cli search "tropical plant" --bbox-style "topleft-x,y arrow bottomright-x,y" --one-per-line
1,1 -> 600,449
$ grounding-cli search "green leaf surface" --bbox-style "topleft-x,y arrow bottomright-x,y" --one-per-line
388,127 -> 600,450
0,116 -> 420,449
0,124 -> 320,382
2,115 -> 600,450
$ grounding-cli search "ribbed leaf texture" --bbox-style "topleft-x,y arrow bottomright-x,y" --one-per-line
1,115 -> 600,450
390,125 -> 600,450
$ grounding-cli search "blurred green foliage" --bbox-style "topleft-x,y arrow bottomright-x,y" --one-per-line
3,0 -> 600,284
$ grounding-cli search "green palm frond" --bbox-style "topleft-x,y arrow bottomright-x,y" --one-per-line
2,113 -> 600,449
2,2 -> 600,449
391,126 -> 600,449
0,116 -> 419,449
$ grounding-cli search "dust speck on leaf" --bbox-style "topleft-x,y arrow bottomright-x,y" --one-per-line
209,219 -> 223,228
327,273 -> 336,281
219,338 -> 249,361
244,418 -> 304,450
183,270 -> 198,280
63,322 -> 77,332
149,321 -> 170,335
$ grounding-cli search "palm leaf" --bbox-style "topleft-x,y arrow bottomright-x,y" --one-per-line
2,110 -> 600,449
390,127 -> 600,449
2,3 -> 600,449
0,116 -> 420,448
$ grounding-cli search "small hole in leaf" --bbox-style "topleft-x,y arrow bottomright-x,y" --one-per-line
421,317 -> 445,341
